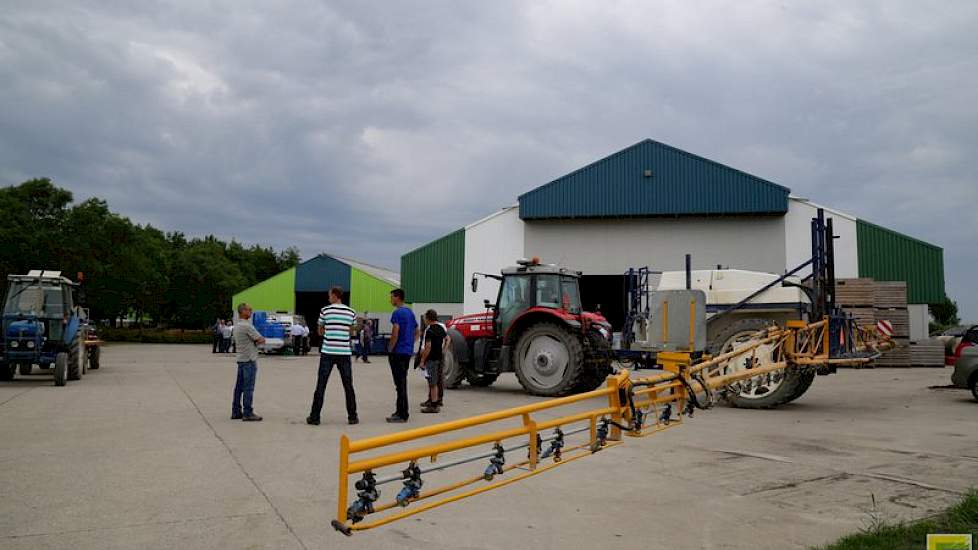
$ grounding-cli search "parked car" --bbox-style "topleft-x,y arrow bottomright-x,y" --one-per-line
936,325 -> 978,366
950,346 -> 978,402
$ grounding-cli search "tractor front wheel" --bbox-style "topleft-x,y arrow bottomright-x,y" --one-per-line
513,322 -> 586,397
88,347 -> 101,370
54,353 -> 67,386
68,331 -> 84,381
442,333 -> 466,389
0,362 -> 13,381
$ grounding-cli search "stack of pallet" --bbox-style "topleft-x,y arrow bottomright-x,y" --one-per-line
835,278 -> 911,366
834,278 -> 875,327
872,281 -> 910,366
910,340 -> 945,367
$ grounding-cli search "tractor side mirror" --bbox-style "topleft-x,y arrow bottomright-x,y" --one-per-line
471,276 -> 478,293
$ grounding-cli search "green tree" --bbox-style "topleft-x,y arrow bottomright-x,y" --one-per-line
929,296 -> 960,329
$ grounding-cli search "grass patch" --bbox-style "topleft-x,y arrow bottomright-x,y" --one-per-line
815,490 -> 978,550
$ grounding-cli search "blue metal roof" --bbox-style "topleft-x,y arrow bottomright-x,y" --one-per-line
295,255 -> 351,293
518,140 -> 790,220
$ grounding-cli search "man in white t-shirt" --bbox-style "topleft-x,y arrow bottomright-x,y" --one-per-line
290,321 -> 304,356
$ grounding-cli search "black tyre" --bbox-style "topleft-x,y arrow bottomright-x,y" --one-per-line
971,374 -> 978,403
513,322 -> 586,397
707,318 -> 805,409
19,363 -> 32,376
0,362 -> 13,381
54,353 -> 67,386
89,346 -> 101,370
783,370 -> 816,403
573,333 -> 614,392
67,331 -> 83,381
442,332 -> 466,388
465,372 -> 499,387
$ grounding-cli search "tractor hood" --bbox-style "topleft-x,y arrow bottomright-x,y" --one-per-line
5,318 -> 44,339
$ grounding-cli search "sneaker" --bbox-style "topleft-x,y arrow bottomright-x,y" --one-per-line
231,413 -> 242,420
433,401 -> 443,408
306,416 -> 320,425
421,405 -> 440,414
420,400 -> 432,408
385,415 -> 408,423
242,414 -> 263,422
348,417 -> 359,425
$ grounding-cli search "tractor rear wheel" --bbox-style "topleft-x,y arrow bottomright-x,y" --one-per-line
68,332 -> 83,381
442,334 -> 466,389
54,353 -> 67,386
707,318 -> 806,409
19,363 -> 32,376
88,347 -> 101,370
513,322 -> 586,397
0,362 -> 13,381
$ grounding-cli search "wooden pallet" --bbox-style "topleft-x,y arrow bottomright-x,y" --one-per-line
875,338 -> 911,366
910,340 -> 945,367
874,281 -> 908,309
844,307 -> 876,327
875,308 -> 909,338
835,278 -> 875,307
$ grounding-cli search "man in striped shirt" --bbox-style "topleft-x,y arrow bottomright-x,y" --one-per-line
307,286 -> 359,425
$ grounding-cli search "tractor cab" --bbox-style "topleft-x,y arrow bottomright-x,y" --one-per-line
494,259 -> 584,340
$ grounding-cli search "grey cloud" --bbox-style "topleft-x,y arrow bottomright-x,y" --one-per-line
1,0 -> 975,317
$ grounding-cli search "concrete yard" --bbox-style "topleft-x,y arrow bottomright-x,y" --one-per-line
0,344 -> 975,550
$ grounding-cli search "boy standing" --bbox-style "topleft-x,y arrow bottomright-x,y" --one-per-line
419,310 -> 447,413
386,289 -> 417,423
307,287 -> 359,425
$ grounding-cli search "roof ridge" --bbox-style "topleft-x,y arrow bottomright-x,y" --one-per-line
517,138 -> 791,203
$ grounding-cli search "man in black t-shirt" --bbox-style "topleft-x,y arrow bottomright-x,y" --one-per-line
419,309 -> 447,414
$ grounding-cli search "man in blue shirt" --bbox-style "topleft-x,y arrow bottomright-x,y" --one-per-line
387,288 -> 418,423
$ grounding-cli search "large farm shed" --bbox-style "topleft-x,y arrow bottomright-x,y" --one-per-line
232,254 -> 400,345
402,139 -> 944,341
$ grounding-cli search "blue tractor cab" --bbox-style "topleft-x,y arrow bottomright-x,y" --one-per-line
0,270 -> 89,386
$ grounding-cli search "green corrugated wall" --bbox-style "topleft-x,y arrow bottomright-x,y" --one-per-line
232,267 -> 296,312
401,229 -> 465,304
350,268 -> 397,314
856,220 -> 945,304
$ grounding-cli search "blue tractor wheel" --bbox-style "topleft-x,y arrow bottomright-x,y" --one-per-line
0,362 -> 12,381
53,353 -> 67,386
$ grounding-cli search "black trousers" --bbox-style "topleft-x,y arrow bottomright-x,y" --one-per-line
212,334 -> 221,353
309,354 -> 357,421
388,353 -> 411,419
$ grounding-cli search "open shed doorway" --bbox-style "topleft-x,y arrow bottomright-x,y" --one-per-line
579,275 -> 626,331
295,290 -> 350,349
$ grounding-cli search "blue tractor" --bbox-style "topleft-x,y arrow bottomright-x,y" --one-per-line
0,270 -> 90,386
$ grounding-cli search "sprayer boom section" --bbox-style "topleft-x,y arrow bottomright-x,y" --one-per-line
331,311 -> 894,536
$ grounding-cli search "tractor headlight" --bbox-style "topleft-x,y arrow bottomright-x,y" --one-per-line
9,340 -> 18,348
26,341 -> 35,349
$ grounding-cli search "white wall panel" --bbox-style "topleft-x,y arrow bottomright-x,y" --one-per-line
785,198 -> 858,278
463,206 -> 524,313
523,217 -> 786,276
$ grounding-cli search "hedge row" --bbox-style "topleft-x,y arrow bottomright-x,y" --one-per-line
98,328 -> 213,344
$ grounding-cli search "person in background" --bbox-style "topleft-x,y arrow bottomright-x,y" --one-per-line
231,303 -> 265,422
221,320 -> 233,353
418,309 -> 447,413
290,320 -> 304,356
307,286 -> 358,425
300,322 -> 310,355
386,289 -> 418,423
358,315 -> 372,363
212,319 -> 223,353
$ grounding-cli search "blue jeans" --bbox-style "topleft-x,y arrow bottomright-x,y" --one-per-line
232,361 -> 257,416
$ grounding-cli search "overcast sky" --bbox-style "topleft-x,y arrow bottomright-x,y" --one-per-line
1,1 -> 975,318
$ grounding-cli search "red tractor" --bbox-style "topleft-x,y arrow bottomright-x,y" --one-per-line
442,258 -> 615,396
